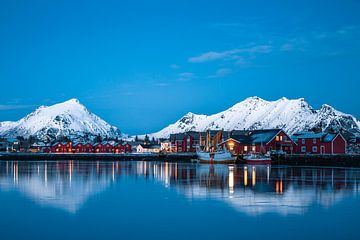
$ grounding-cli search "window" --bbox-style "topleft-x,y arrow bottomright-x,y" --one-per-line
280,136 -> 283,141
312,146 -> 317,152
244,146 -> 248,151
301,139 -> 305,144
252,146 -> 256,152
276,136 -> 280,141
313,138 -> 317,144
283,136 -> 287,141
301,146 -> 306,153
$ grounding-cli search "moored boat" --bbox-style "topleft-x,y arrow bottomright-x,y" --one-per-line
196,149 -> 236,163
243,153 -> 271,164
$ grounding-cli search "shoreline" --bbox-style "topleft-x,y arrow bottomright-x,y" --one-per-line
0,152 -> 360,167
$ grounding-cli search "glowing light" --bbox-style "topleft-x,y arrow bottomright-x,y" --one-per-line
228,141 -> 235,151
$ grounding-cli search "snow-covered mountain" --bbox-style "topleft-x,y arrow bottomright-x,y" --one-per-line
0,99 -> 122,142
150,96 -> 360,138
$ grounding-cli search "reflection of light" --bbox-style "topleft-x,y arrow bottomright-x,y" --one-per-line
228,166 -> 234,194
13,161 -> 18,185
252,167 -> 256,187
175,163 -> 178,179
244,166 -> 248,186
112,162 -> 115,182
165,162 -> 169,188
267,165 -> 270,183
69,161 -> 72,186
144,161 -> 147,175
45,162 -> 47,187
275,180 -> 283,194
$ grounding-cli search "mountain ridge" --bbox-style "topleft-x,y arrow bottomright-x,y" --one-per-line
148,96 -> 360,138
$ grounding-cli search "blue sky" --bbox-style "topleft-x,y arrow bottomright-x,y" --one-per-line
0,0 -> 359,134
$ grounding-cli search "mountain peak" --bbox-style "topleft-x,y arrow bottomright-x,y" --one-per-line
65,98 -> 80,104
150,96 -> 360,138
245,96 -> 264,101
0,99 -> 121,142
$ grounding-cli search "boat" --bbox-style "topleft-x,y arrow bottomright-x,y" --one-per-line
195,129 -> 237,163
196,149 -> 236,163
243,153 -> 271,164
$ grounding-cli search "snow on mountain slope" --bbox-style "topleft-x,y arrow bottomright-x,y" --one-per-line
0,99 -> 121,142
150,96 -> 360,138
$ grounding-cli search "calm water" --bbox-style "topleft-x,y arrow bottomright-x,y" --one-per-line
0,161 -> 360,240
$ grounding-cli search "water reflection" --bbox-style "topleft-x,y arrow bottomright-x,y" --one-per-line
0,160 -> 360,215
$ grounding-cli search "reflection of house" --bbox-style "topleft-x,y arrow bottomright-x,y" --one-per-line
136,144 -> 161,153
292,132 -> 346,154
221,129 -> 296,155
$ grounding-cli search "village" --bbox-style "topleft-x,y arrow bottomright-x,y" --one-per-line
0,128 -> 359,157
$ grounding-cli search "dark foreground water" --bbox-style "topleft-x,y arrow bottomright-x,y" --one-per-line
0,161 -> 360,240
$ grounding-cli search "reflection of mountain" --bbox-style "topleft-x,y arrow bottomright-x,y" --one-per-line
0,161 -> 116,213
0,161 -> 359,216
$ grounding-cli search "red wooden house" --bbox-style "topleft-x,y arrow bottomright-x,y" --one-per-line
93,142 -> 114,153
73,143 -> 93,153
51,142 -> 73,153
292,132 -> 346,154
170,131 -> 204,152
123,143 -> 132,153
221,129 -> 296,155
114,143 -> 125,153
93,143 -> 104,153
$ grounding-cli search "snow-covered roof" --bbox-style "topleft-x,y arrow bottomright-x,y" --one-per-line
249,129 -> 282,144
291,132 -> 339,142
138,144 -> 161,149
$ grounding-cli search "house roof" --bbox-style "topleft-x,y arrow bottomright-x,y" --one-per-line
291,131 -> 340,143
248,129 -> 282,144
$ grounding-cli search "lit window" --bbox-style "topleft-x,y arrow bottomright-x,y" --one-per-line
252,146 -> 256,152
276,136 -> 280,141
228,141 -> 234,151
280,136 -> 283,141
244,146 -> 248,151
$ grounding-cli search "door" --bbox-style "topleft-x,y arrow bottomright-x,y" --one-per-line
320,146 -> 325,154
